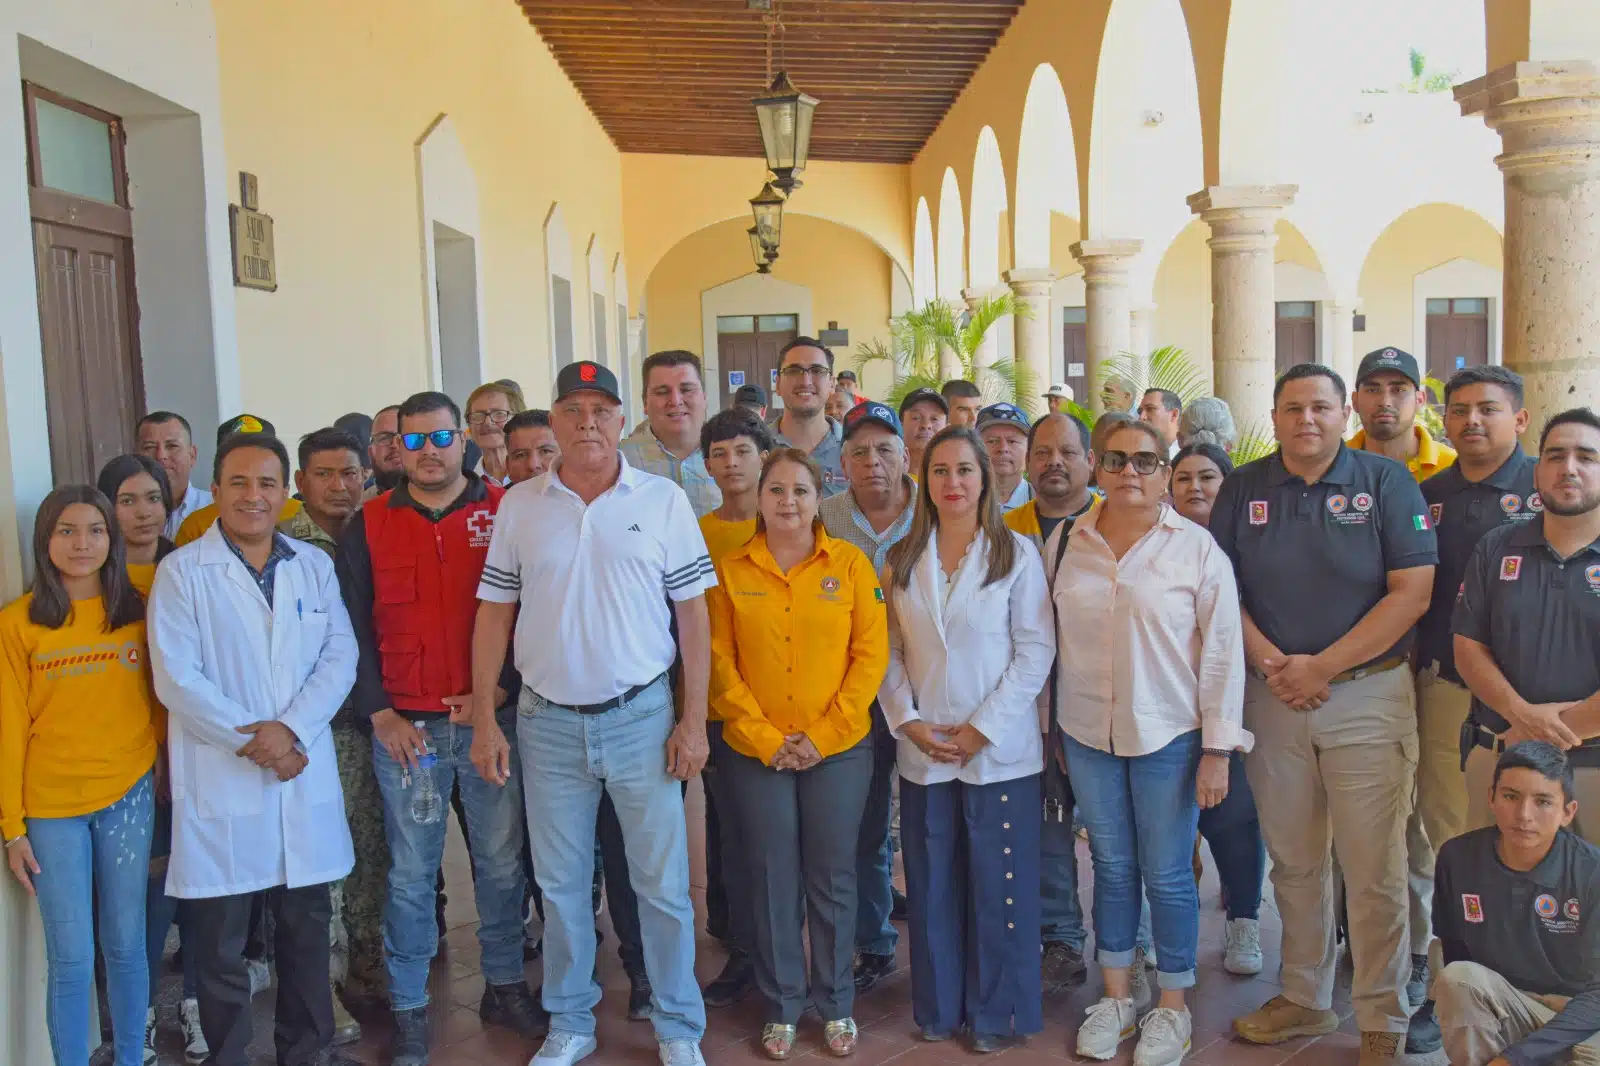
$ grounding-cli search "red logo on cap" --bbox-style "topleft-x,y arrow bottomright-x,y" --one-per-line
580,364 -> 597,382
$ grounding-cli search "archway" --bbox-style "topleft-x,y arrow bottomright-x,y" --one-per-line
969,127 -> 1009,291
1013,63 -> 1079,270
913,197 -> 936,307
936,167 -> 966,302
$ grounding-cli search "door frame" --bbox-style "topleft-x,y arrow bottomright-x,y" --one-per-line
700,273 -> 813,412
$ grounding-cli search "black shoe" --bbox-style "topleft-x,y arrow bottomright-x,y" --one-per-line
480,981 -> 550,1040
627,972 -> 654,1021
702,952 -> 755,1008
852,951 -> 896,994
391,1006 -> 430,1066
1040,940 -> 1088,994
890,887 -> 909,922
1406,999 -> 1442,1054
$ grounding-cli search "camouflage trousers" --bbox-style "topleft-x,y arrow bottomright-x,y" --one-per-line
333,723 -> 390,1000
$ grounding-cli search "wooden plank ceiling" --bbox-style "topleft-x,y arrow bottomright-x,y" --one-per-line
516,0 -> 1025,165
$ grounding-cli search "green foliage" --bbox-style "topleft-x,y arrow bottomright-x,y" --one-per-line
1096,345 -> 1209,406
1365,47 -> 1458,94
1230,421 -> 1279,465
1418,373 -> 1448,441
853,296 -> 1036,413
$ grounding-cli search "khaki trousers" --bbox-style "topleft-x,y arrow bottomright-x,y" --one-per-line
1466,747 -> 1600,846
1405,669 -> 1477,955
1433,960 -> 1600,1066
1244,666 -> 1418,1034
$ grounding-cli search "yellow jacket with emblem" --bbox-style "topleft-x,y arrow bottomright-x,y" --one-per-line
1348,424 -> 1456,484
707,525 -> 889,765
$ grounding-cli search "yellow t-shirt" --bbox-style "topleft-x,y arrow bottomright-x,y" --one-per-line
698,513 -> 757,724
176,498 -> 302,546
0,594 -> 161,839
1348,425 -> 1457,484
126,561 -> 157,597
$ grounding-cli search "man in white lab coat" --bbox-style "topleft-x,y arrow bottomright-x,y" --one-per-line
149,432 -> 359,1066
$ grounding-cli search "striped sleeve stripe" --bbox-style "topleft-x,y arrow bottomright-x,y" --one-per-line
665,555 -> 714,589
482,563 -> 518,584
478,571 -> 521,592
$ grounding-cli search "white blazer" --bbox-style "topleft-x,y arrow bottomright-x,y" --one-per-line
880,529 -> 1053,785
149,525 -> 357,899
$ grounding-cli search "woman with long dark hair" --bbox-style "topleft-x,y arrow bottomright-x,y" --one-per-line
97,454 -> 176,593
880,426 -> 1053,1051
1169,443 -> 1267,978
708,448 -> 888,1059
1,486 -> 160,1066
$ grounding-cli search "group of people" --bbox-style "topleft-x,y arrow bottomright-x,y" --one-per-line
2,335 -> 1597,1066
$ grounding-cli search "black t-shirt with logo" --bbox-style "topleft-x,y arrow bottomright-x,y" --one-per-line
1210,445 -> 1438,661
1418,448 -> 1539,683
1434,826 -> 1600,1062
1452,517 -> 1600,763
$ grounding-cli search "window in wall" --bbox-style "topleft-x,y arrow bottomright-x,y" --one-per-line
1425,297 -> 1489,380
551,276 -> 575,367
1275,301 -> 1317,375
592,292 -> 608,363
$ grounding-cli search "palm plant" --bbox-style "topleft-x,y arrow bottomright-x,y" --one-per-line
1096,345 -> 1209,407
1230,422 -> 1279,465
854,295 -> 1036,412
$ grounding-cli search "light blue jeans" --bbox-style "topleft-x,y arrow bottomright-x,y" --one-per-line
28,772 -> 154,1066
517,677 -> 705,1043
371,707 -> 528,1011
1065,730 -> 1201,990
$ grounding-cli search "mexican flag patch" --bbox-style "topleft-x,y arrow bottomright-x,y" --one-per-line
1413,513 -> 1431,531
874,587 -> 885,603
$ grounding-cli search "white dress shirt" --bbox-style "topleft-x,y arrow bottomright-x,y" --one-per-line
1049,500 -> 1250,757
880,529 -> 1053,785
163,484 -> 212,541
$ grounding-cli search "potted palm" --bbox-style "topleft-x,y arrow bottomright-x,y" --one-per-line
854,295 -> 1036,411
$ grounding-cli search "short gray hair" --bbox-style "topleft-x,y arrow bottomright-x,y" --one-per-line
1178,397 -> 1237,450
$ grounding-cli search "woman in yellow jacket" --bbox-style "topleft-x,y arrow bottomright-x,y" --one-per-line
2,485 -> 161,1066
709,448 -> 889,1061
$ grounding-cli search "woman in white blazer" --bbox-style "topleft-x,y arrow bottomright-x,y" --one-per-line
880,426 -> 1054,1053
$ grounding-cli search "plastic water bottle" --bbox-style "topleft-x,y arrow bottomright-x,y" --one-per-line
406,743 -> 442,826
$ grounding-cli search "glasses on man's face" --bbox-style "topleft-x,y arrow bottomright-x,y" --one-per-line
467,409 -> 513,427
401,430 -> 461,451
1099,450 -> 1165,475
370,432 -> 398,448
779,364 -> 833,380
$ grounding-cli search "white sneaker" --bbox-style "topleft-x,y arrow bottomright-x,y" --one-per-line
180,997 -> 209,1063
143,1006 -> 158,1065
1128,947 -> 1154,1011
658,1039 -> 706,1066
1076,997 -> 1136,1061
246,958 -> 271,997
533,1029 -> 598,1066
1224,918 -> 1263,976
1133,1007 -> 1192,1066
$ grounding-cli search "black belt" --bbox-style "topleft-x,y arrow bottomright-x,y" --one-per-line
546,673 -> 665,716
1461,719 -> 1600,770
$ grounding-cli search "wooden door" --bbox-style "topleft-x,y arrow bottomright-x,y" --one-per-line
1275,301 -> 1317,375
23,82 -> 143,486
1425,298 -> 1489,383
715,314 -> 797,409
1061,307 -> 1088,403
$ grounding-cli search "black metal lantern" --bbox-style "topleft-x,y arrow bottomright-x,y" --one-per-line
750,181 -> 785,254
753,71 -> 817,195
748,226 -> 772,274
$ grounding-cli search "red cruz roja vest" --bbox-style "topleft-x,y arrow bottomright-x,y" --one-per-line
363,480 -> 504,712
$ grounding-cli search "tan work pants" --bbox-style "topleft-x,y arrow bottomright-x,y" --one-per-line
1466,747 -> 1600,846
1405,669 -> 1477,955
1433,961 -> 1600,1066
1244,665 -> 1417,1034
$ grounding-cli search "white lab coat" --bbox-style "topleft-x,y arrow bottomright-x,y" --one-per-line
149,525 -> 357,899
880,529 -> 1053,786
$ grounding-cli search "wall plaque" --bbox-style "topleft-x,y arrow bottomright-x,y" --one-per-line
230,172 -> 277,292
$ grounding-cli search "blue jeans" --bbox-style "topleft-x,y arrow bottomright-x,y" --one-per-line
1065,731 -> 1201,990
29,773 -> 154,1066
147,800 -> 199,1001
517,677 -> 705,1043
854,700 -> 899,956
1196,752 -> 1264,922
372,707 -> 527,1011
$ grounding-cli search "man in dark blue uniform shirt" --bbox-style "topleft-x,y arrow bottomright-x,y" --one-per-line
1454,408 -> 1600,846
1432,741 -> 1600,1066
1214,364 -> 1438,1064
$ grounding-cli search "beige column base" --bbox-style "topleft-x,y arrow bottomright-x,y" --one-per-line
1070,239 -> 1143,416
1004,268 -> 1056,412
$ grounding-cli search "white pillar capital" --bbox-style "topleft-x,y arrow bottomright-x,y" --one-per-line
960,286 -> 991,311
1187,186 -> 1298,254
1003,267 -> 1055,296
1003,270 -> 1054,410
1069,239 -> 1143,413
1069,239 -> 1143,277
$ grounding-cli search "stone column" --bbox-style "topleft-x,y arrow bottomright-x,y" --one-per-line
963,286 -> 999,376
1187,185 -> 1297,433
1129,305 -> 1157,361
1004,268 -> 1055,408
1069,240 -> 1143,414
1457,61 -> 1600,429
1324,299 -> 1358,387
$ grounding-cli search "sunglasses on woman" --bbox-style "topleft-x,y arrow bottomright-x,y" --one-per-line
1099,450 -> 1166,475
401,429 -> 462,451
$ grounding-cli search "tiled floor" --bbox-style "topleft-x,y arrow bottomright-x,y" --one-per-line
147,780 -> 1446,1065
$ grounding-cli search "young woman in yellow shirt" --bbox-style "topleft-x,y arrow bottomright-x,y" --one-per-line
707,448 -> 889,1060
1,484 -> 161,1066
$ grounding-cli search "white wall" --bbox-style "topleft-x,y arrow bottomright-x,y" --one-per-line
699,272 -> 814,412
418,115 -> 487,400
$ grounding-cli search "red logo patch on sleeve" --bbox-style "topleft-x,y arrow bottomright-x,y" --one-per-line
1463,894 -> 1484,923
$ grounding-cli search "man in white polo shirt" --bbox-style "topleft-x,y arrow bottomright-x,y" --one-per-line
468,360 -> 714,1066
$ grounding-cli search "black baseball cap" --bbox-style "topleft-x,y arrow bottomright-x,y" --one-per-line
217,413 -> 276,447
1356,347 -> 1422,388
898,387 -> 949,418
975,402 -> 1031,434
842,401 -> 902,441
734,383 -> 767,407
553,360 -> 622,405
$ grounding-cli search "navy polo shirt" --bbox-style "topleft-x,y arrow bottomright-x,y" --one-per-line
1452,516 -> 1600,764
1417,447 -> 1539,683
1211,445 -> 1438,661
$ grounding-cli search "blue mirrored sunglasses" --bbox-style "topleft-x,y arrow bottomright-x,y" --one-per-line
401,429 -> 461,451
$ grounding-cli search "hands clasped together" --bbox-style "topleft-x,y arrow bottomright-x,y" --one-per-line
899,720 -> 990,767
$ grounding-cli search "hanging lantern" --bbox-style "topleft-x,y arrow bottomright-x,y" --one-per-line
753,71 -> 818,195
748,226 -> 772,274
750,181 -> 785,254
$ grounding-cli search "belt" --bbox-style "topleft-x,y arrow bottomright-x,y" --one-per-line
545,673 -> 665,716
1465,723 -> 1505,756
1250,655 -> 1408,686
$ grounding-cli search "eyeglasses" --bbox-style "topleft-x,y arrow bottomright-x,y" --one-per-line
779,364 -> 833,380
401,430 -> 462,451
370,432 -> 398,448
1099,450 -> 1166,475
467,409 -> 513,427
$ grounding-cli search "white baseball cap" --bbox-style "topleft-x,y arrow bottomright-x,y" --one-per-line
1042,383 -> 1074,401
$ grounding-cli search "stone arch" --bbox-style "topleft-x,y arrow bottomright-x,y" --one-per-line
969,126 -> 1009,290
936,167 -> 966,301
1014,63 -> 1080,270
913,196 -> 936,308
